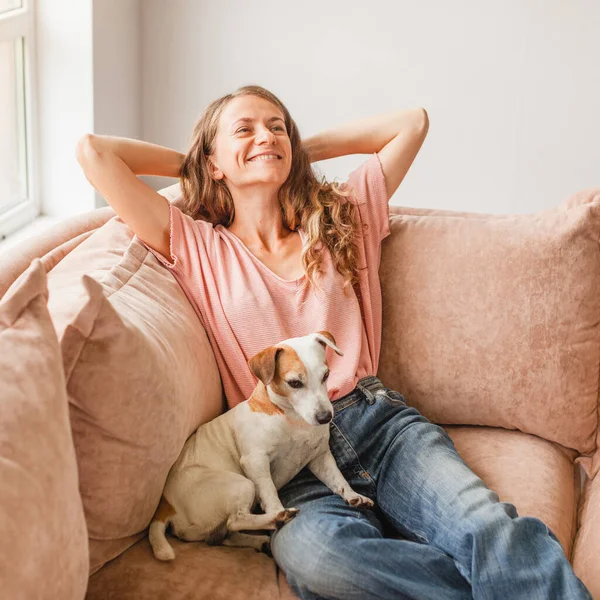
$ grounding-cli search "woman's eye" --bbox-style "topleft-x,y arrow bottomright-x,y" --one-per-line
236,127 -> 250,134
288,380 -> 303,389
272,126 -> 284,131
323,371 -> 330,382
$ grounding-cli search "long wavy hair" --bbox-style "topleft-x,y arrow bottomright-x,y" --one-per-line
179,85 -> 364,294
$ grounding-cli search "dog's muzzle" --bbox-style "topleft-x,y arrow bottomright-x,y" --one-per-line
315,410 -> 333,425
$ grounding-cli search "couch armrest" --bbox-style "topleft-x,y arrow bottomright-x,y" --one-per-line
0,207 -> 115,299
572,472 -> 600,597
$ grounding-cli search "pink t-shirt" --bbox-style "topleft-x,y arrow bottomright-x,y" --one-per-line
141,153 -> 390,408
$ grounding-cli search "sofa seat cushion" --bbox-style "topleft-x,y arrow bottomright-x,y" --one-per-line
379,191 -> 600,461
443,425 -> 579,558
85,536 -> 298,600
571,472 -> 600,598
45,215 -> 224,575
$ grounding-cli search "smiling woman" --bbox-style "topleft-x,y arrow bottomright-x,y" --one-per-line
178,85 -> 363,294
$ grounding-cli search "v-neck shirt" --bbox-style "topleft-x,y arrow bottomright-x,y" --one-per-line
141,154 -> 391,408
216,225 -> 307,284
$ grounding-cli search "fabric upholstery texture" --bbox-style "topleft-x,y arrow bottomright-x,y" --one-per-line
572,470 -> 600,598
0,206 -> 115,299
45,216 -> 224,575
86,536 -> 297,600
380,193 -> 600,465
0,260 -> 89,599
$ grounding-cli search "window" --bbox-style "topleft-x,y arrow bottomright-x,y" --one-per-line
0,0 -> 37,240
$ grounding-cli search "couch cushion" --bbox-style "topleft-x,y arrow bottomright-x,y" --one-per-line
45,216 -> 224,575
86,537 -> 298,600
379,192 -> 600,461
443,426 -> 579,559
0,260 -> 89,599
571,471 -> 600,598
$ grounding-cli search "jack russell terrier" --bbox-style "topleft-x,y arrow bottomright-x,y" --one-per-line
149,331 -> 374,561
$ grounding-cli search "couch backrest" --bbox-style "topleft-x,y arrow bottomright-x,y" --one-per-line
379,193 -> 600,463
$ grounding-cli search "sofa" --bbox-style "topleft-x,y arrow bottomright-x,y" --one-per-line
2,181 -> 600,599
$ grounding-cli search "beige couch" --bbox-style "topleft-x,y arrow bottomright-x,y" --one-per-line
2,183 -> 600,599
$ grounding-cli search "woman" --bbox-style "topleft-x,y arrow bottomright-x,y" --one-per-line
76,85 -> 591,600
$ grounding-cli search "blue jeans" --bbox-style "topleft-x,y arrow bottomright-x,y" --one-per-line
271,376 -> 592,600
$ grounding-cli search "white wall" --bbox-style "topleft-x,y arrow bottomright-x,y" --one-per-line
33,0 -> 600,219
36,0 -> 94,217
92,0 -> 141,208
36,0 -> 141,217
141,0 -> 600,215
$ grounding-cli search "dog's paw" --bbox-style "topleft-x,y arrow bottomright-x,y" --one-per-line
274,508 -> 299,529
346,494 -> 374,510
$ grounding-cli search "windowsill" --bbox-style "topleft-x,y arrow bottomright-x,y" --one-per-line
0,215 -> 61,255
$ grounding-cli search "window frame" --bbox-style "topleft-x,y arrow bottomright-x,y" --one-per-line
0,0 -> 39,241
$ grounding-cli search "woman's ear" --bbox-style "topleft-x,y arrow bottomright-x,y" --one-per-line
207,158 -> 224,180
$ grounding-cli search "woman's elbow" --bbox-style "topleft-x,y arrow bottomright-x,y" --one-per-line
417,108 -> 429,135
75,133 -> 97,166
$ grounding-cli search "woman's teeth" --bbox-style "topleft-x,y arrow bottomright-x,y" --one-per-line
248,155 -> 280,162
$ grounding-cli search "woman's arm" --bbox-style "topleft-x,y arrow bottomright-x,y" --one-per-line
76,135 -> 184,260
81,135 -> 184,177
303,108 -> 429,200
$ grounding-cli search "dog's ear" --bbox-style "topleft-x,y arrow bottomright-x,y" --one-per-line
248,346 -> 284,386
314,331 -> 344,356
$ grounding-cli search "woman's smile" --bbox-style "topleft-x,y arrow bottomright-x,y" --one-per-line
247,152 -> 283,163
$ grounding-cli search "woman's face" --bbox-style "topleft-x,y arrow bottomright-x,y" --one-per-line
209,95 -> 292,190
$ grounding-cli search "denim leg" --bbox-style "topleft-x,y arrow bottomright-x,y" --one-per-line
271,457 -> 473,600
346,387 -> 592,600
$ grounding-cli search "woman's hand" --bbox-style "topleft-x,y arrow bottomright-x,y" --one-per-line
302,109 -> 429,199
76,134 -> 181,261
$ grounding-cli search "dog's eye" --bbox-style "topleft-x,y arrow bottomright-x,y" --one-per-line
323,371 -> 330,382
287,380 -> 303,389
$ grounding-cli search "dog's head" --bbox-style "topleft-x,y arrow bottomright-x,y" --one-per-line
248,331 -> 343,426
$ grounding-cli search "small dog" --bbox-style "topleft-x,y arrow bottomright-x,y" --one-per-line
149,331 -> 374,561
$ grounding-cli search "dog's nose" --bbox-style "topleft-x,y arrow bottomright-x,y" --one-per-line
315,410 -> 333,425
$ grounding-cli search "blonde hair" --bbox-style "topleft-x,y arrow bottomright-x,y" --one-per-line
179,85 -> 363,294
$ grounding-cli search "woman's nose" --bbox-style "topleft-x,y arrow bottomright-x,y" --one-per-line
256,127 -> 276,145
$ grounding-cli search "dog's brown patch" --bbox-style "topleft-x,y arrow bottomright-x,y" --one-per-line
154,496 -> 176,523
248,384 -> 285,416
270,345 -> 307,397
249,346 -> 283,386
248,344 -> 308,415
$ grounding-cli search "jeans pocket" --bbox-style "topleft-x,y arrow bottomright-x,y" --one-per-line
381,389 -> 407,406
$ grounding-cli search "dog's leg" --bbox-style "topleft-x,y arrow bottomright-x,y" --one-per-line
222,532 -> 271,553
308,450 -> 374,509
227,508 -> 298,532
239,452 -> 288,514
